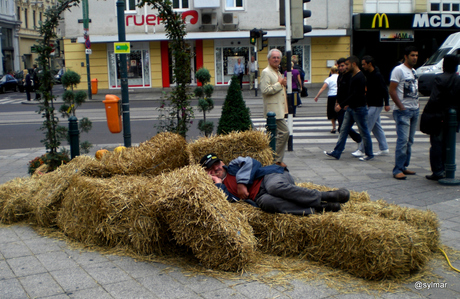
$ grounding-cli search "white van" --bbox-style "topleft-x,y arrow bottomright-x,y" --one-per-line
416,32 -> 460,77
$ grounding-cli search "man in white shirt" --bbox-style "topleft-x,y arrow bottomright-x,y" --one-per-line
389,46 -> 419,180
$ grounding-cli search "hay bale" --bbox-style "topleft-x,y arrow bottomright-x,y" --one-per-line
187,130 -> 274,166
235,203 -> 432,280
56,175 -> 172,253
82,132 -> 188,178
342,200 -> 440,252
56,165 -> 256,271
0,177 -> 35,224
156,165 -> 257,271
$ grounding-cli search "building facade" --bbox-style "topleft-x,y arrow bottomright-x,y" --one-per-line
61,0 -> 352,90
353,0 -> 459,81
0,0 -> 21,75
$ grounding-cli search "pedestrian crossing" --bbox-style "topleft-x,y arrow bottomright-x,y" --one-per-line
251,115 -> 430,145
0,96 -> 26,105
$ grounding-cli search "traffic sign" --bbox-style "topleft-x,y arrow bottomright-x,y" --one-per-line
114,42 -> 130,54
85,49 -> 92,54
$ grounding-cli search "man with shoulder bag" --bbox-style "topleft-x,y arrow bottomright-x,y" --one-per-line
421,55 -> 460,180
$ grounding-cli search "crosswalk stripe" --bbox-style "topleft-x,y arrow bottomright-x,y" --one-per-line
252,116 -> 430,144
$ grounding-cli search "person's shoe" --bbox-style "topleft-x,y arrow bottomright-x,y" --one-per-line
330,129 -> 336,134
275,162 -> 287,168
351,150 -> 364,157
324,151 -> 339,160
359,155 -> 374,161
374,149 -> 390,156
393,173 -> 407,180
315,202 -> 341,213
402,169 -> 416,175
321,189 -> 350,204
297,104 -> 302,107
426,174 -> 445,181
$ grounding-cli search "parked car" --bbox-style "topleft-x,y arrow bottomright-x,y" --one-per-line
54,68 -> 64,84
0,74 -> 19,93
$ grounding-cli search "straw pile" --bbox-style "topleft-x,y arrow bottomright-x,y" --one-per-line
343,200 -> 440,252
187,130 -> 274,166
56,165 -> 256,271
83,132 -> 188,178
0,177 -> 34,223
235,203 -> 432,280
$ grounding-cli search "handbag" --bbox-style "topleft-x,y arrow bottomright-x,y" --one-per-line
301,85 -> 308,97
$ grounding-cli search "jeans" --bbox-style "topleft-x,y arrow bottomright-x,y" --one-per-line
255,170 -> 320,215
358,106 -> 389,152
393,109 -> 419,175
330,106 -> 373,159
337,109 -> 362,144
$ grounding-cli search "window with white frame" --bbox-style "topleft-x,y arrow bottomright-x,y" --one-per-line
126,0 -> 136,12
226,0 -> 243,10
430,1 -> 460,12
173,0 -> 189,9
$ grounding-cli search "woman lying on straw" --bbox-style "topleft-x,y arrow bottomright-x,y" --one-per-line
200,153 -> 350,215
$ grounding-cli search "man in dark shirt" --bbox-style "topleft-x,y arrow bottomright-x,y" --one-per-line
324,56 -> 374,161
352,55 -> 390,157
336,58 -> 362,144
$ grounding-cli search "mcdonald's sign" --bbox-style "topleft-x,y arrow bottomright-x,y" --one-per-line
372,13 -> 389,28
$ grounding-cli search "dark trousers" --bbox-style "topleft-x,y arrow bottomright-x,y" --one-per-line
25,87 -> 31,101
337,108 -> 362,143
238,73 -> 244,89
255,170 -> 321,215
429,127 -> 448,176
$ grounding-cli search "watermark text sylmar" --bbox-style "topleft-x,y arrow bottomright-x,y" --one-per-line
414,281 -> 448,290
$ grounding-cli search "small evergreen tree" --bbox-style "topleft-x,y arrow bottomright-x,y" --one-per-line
217,75 -> 252,134
195,67 -> 214,137
58,70 -> 93,154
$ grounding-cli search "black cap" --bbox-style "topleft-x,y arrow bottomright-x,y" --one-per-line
200,153 -> 221,169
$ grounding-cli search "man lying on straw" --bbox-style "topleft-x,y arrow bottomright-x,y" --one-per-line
200,153 -> 350,215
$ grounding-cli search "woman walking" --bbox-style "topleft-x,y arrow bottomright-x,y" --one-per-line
314,66 -> 339,133
284,62 -> 302,116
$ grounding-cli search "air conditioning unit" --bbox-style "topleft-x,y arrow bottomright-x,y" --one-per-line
201,13 -> 217,26
222,13 -> 238,30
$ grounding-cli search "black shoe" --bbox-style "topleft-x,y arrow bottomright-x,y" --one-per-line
315,202 -> 341,213
321,189 -> 350,204
426,174 -> 445,181
323,151 -> 339,160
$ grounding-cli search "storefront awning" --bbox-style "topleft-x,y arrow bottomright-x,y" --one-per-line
76,29 -> 347,43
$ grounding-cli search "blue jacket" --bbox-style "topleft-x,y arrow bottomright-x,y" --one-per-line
215,157 -> 285,206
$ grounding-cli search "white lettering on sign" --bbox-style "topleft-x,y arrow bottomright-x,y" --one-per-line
413,13 -> 460,28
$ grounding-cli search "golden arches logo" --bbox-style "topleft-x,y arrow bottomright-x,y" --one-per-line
372,13 -> 389,28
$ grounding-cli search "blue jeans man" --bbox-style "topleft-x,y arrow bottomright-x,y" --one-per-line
392,109 -> 419,176
325,106 -> 374,160
356,106 -> 389,154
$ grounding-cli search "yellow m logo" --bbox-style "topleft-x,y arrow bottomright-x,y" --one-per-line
372,13 -> 389,28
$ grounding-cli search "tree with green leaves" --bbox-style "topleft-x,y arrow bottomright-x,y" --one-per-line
217,75 -> 252,134
32,0 -> 81,172
58,70 -> 93,154
138,0 -> 194,138
195,67 -> 214,137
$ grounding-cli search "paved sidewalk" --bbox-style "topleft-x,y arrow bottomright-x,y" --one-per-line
1,138 -> 460,298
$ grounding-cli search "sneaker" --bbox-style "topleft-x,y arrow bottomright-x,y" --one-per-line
359,155 -> 374,161
426,174 -> 445,181
324,151 -> 339,160
351,150 -> 364,157
374,149 -> 390,156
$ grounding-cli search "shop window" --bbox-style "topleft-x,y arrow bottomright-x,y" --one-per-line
173,0 -> 189,9
108,44 -> 150,89
168,42 -> 196,85
215,46 -> 249,84
226,0 -> 243,10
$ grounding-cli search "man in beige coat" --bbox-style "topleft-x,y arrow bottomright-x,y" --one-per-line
260,49 -> 289,167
